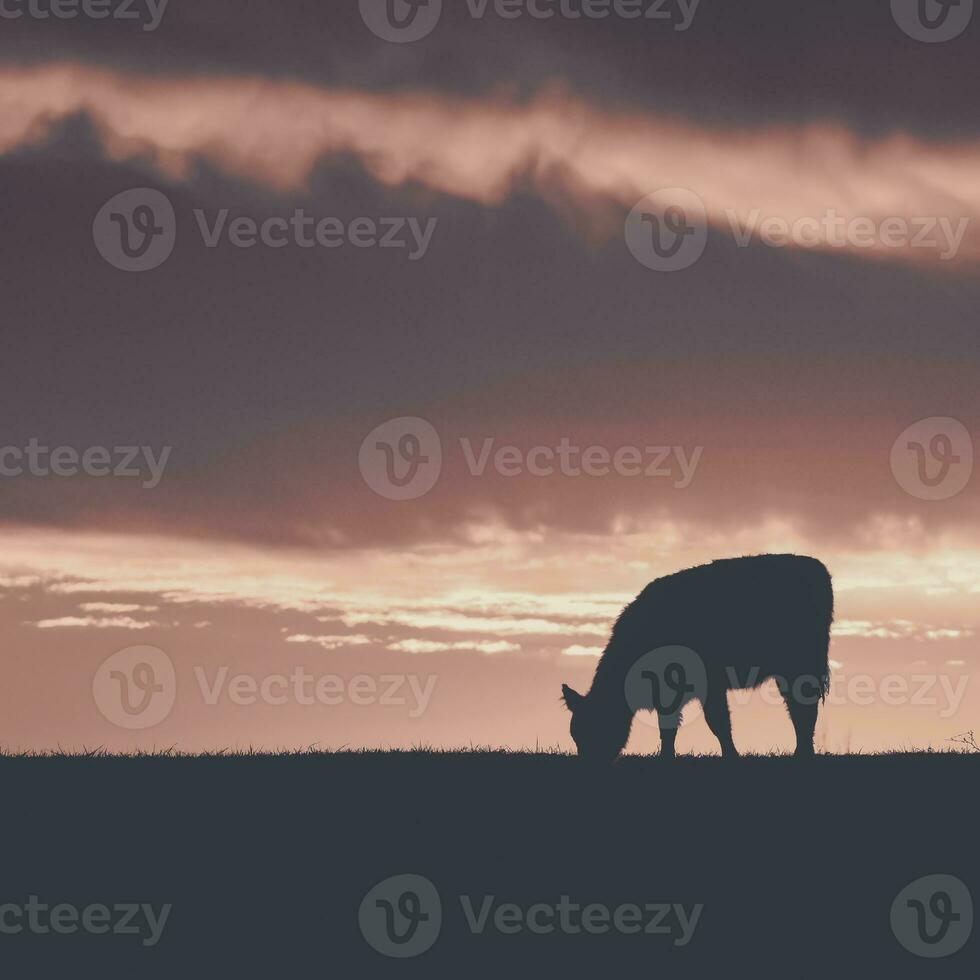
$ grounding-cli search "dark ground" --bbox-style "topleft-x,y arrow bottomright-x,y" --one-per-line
1,750 -> 977,977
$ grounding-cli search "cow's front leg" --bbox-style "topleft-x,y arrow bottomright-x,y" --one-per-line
703,692 -> 739,760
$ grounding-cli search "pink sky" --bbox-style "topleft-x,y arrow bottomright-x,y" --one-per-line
0,9 -> 977,754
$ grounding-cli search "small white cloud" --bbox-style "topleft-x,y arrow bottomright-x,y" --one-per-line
387,639 -> 520,655
924,629 -> 972,640
562,645 -> 603,657
0,574 -> 42,589
285,633 -> 374,651
834,619 -> 973,641
80,602 -> 159,613
30,616 -> 159,630
338,610 -> 606,637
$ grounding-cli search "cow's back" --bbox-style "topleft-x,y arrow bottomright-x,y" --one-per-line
629,554 -> 833,680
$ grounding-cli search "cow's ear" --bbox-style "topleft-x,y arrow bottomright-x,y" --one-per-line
561,684 -> 584,711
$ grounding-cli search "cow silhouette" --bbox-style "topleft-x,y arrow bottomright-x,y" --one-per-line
562,554 -> 833,761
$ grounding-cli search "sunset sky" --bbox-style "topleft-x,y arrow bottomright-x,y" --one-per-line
0,0 -> 976,754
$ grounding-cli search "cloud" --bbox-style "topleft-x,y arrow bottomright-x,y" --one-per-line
0,574 -> 43,589
385,638 -> 520,654
3,64 -> 980,263
337,609 -> 607,637
833,619 -> 974,641
79,602 -> 159,613
29,615 -> 160,630
285,633 -> 374,651
1,525 -> 977,677
562,645 -> 603,657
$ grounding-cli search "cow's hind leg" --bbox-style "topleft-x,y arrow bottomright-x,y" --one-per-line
702,690 -> 738,759
778,675 -> 820,758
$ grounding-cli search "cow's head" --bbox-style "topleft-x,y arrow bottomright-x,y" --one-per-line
561,683 -> 629,764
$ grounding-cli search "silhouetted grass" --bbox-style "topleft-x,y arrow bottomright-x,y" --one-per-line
1,744 -> 975,760
2,742 -> 975,975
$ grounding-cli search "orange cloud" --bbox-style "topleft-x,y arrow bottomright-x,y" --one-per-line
2,63 -> 979,262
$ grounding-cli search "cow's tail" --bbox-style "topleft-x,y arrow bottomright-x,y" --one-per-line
817,563 -> 834,700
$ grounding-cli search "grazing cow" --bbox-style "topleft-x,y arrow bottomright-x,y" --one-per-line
561,554 -> 833,762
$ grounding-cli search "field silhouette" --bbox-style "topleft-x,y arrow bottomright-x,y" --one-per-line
3,558 -> 973,975
1,748 -> 976,977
